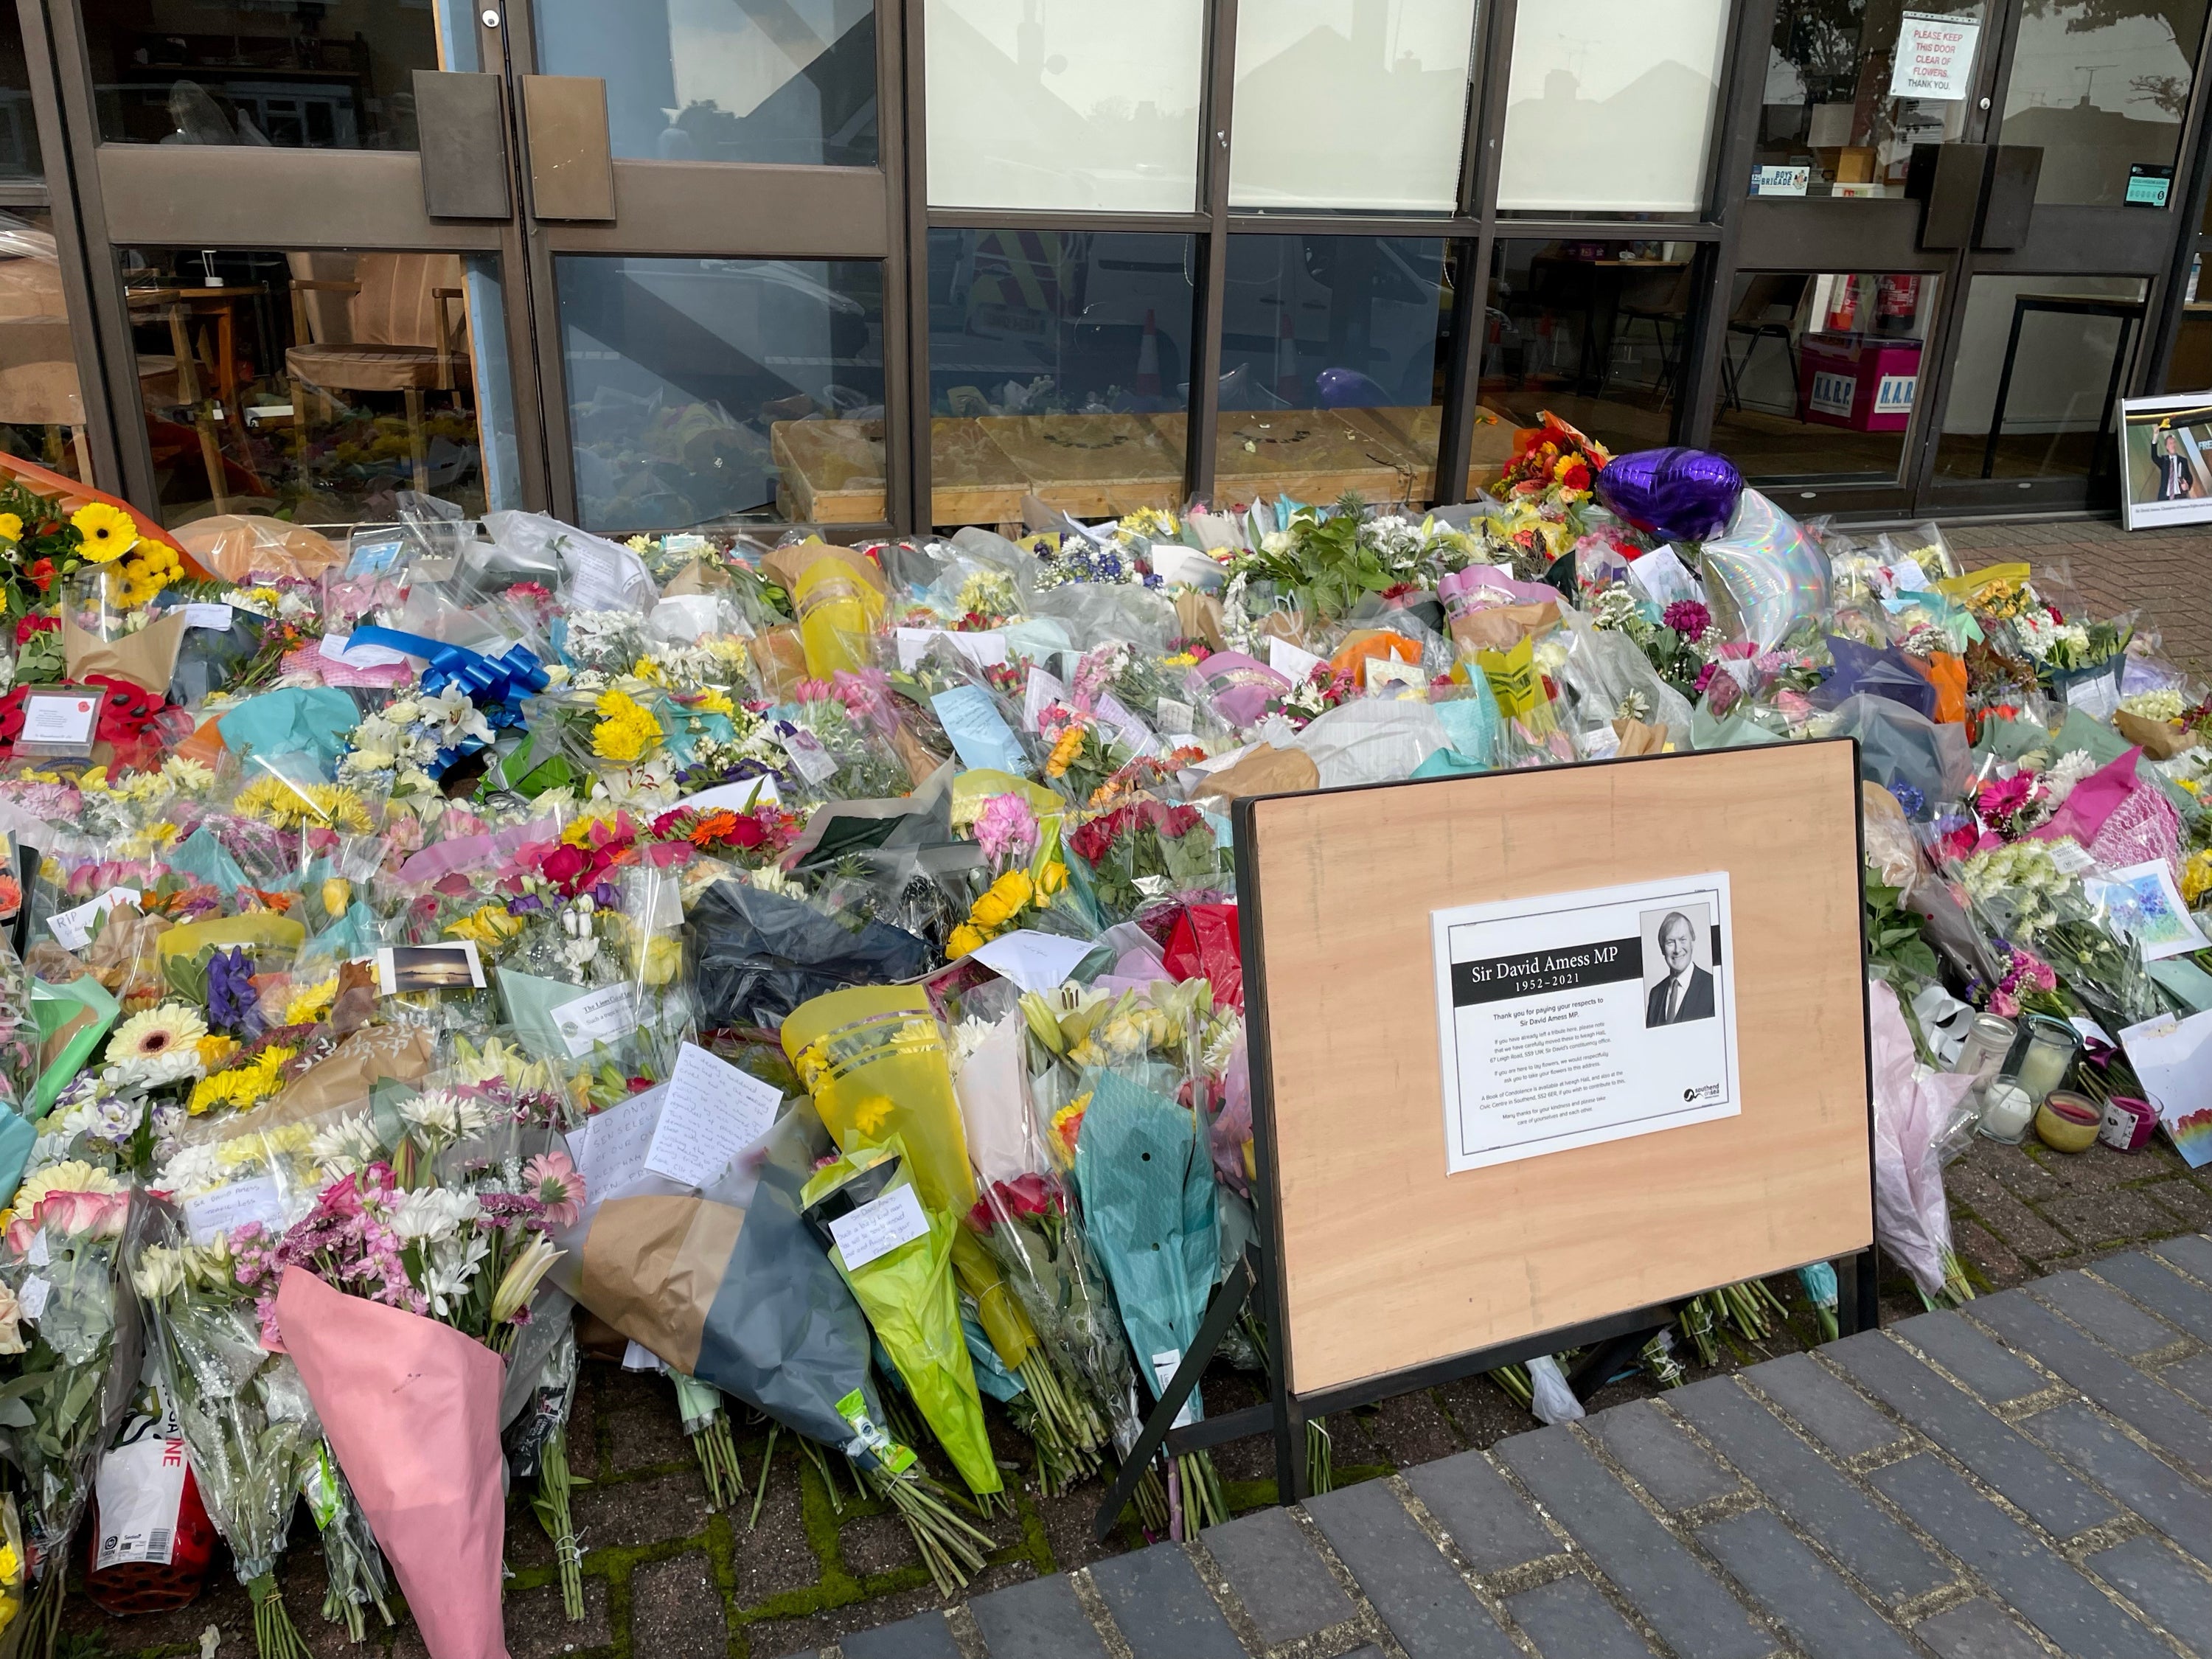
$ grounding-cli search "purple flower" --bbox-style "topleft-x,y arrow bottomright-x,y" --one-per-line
206,946 -> 262,1037
590,880 -> 621,909
1662,599 -> 1712,639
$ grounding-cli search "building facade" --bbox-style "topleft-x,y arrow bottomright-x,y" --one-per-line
3,0 -> 2211,539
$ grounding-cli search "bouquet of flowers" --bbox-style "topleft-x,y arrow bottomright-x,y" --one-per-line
1067,798 -> 1224,924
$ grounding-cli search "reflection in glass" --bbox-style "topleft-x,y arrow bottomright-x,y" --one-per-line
1498,0 -> 1729,215
0,4 -> 40,178
84,1 -> 448,148
926,229 -> 1192,528
117,246 -> 515,525
1210,237 -> 1454,508
556,256 -> 884,532
0,213 -> 83,480
1228,0 -> 1478,212
1937,275 -> 2146,481
925,0 -> 1205,212
535,0 -> 876,166
1759,1 -> 1986,199
1481,240 -> 1694,458
2000,0 -> 2206,206
1711,271 -> 1936,486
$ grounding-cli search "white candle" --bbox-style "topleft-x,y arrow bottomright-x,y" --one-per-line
2011,1033 -> 2076,1105
1978,1082 -> 2034,1143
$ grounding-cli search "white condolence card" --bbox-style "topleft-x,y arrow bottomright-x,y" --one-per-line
1431,872 -> 1741,1173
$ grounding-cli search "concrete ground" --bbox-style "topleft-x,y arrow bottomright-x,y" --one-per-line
55,513 -> 2212,1659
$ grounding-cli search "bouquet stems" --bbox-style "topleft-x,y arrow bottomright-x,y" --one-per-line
860,1464 -> 999,1598
1305,1419 -> 1334,1498
1172,1450 -> 1226,1537
530,1427 -> 587,1623
10,1563 -> 64,1659
748,1425 -> 779,1529
248,1571 -> 310,1659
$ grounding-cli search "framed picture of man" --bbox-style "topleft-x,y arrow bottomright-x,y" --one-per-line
2119,392 -> 2212,529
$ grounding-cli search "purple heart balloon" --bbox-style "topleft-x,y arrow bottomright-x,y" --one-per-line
1593,447 -> 1744,544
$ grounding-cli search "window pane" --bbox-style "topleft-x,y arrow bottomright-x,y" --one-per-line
556,255 -> 884,532
1936,275 -> 2146,481
1498,0 -> 1728,215
1228,0 -> 1477,212
0,4 -> 40,179
927,228 -> 1193,528
117,246 -> 518,525
2000,0 -> 2206,206
1210,235 -> 1454,508
925,0 -> 1205,212
84,1 -> 454,148
1710,271 -> 1936,485
1758,1 -> 1987,201
535,0 -> 876,167
0,212 -> 83,480
1481,240 -> 1692,458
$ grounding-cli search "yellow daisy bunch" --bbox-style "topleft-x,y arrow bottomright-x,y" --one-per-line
116,542 -> 184,607
0,510 -> 21,542
283,974 -> 340,1026
233,775 -> 375,832
69,501 -> 139,564
591,690 -> 662,762
187,1044 -> 296,1116
2183,848 -> 2212,908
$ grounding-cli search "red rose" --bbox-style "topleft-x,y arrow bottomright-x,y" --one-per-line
726,815 -> 767,850
540,844 -> 590,889
27,558 -> 53,593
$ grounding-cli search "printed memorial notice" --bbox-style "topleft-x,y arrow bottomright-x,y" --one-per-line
1432,872 -> 1741,1173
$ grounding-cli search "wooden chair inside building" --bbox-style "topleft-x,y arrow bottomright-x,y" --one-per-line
286,253 -> 471,492
0,240 -> 117,484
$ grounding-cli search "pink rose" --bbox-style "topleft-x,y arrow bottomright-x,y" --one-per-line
35,1189 -> 127,1238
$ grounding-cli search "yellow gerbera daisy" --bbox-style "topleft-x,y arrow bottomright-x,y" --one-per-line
0,512 -> 21,543
69,502 -> 139,564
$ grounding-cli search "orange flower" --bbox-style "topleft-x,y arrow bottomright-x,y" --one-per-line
688,810 -> 741,848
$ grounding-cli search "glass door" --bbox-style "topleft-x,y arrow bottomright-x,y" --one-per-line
54,0 -> 545,526
1723,0 -> 2000,518
494,0 -> 900,535
1913,0 -> 2210,511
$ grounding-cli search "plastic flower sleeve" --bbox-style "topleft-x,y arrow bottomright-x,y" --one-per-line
781,984 -> 1039,1374
125,1199 -> 323,1622
799,1139 -> 1001,1499
1867,979 -> 1975,1305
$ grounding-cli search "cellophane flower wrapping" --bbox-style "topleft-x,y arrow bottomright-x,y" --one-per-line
273,1267 -> 507,1659
953,1009 -> 1135,1449
800,1139 -> 999,1498
1867,980 -> 1973,1301
126,1200 -> 319,1589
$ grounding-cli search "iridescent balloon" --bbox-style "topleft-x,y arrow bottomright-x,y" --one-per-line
1593,447 -> 1743,543
1701,488 -> 1829,650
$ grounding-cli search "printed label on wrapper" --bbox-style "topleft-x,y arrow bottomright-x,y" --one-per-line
1431,872 -> 1742,1173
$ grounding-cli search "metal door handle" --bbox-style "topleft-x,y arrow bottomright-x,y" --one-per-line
413,72 -> 511,220
1976,147 -> 2041,251
520,76 -> 615,221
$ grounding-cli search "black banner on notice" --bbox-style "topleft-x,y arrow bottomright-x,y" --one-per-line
1451,936 -> 1644,1007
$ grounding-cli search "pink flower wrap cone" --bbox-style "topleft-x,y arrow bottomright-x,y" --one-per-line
274,1267 -> 509,1659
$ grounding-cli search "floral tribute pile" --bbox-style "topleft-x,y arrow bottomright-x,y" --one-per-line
0,431 -> 2194,1655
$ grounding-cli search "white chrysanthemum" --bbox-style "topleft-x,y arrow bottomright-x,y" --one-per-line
389,1186 -> 481,1242
2041,749 -> 2101,810
307,1112 -> 384,1179
420,1230 -> 490,1316
156,1141 -> 226,1199
398,1089 -> 490,1149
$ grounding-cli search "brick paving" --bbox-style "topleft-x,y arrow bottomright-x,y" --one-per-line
54,514 -> 2212,1658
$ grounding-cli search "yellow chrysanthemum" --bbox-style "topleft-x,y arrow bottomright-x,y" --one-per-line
187,1045 -> 295,1116
591,691 -> 661,763
196,1034 -> 239,1070
69,502 -> 139,563
2183,848 -> 2212,908
283,975 -> 340,1026
693,688 -> 735,717
233,774 -> 374,832
0,511 -> 21,543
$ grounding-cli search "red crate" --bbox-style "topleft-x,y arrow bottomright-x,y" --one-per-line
1798,333 -> 1921,433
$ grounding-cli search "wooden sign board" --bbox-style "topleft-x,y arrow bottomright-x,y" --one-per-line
1234,742 -> 1872,1399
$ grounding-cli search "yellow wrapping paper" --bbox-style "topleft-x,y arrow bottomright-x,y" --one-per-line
782,985 -> 1037,1371
791,550 -> 886,678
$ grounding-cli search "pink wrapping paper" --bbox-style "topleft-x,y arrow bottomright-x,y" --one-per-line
396,815 -> 560,887
2031,747 -> 2184,879
1868,980 -> 1974,1299
274,1268 -> 509,1659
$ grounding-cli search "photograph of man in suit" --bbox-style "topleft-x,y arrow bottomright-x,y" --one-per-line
2154,426 -> 2199,502
1645,910 -> 1715,1027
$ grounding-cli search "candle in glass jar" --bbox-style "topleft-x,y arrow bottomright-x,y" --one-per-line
1978,1082 -> 2034,1144
2011,1023 -> 2077,1105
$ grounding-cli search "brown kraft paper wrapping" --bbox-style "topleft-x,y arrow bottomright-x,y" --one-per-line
762,542 -> 885,598
1174,591 -> 1226,651
2113,710 -> 2199,762
1611,717 -> 1669,757
266,1026 -> 434,1122
577,1194 -> 746,1376
1450,602 -> 1558,655
1202,744 -> 1321,799
64,611 -> 188,695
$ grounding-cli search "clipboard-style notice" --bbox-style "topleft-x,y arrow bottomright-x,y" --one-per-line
1433,872 -> 1741,1173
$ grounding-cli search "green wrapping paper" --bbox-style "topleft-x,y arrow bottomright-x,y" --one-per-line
801,1140 -> 1001,1500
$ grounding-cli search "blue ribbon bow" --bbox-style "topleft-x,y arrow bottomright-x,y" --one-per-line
345,626 -> 552,776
